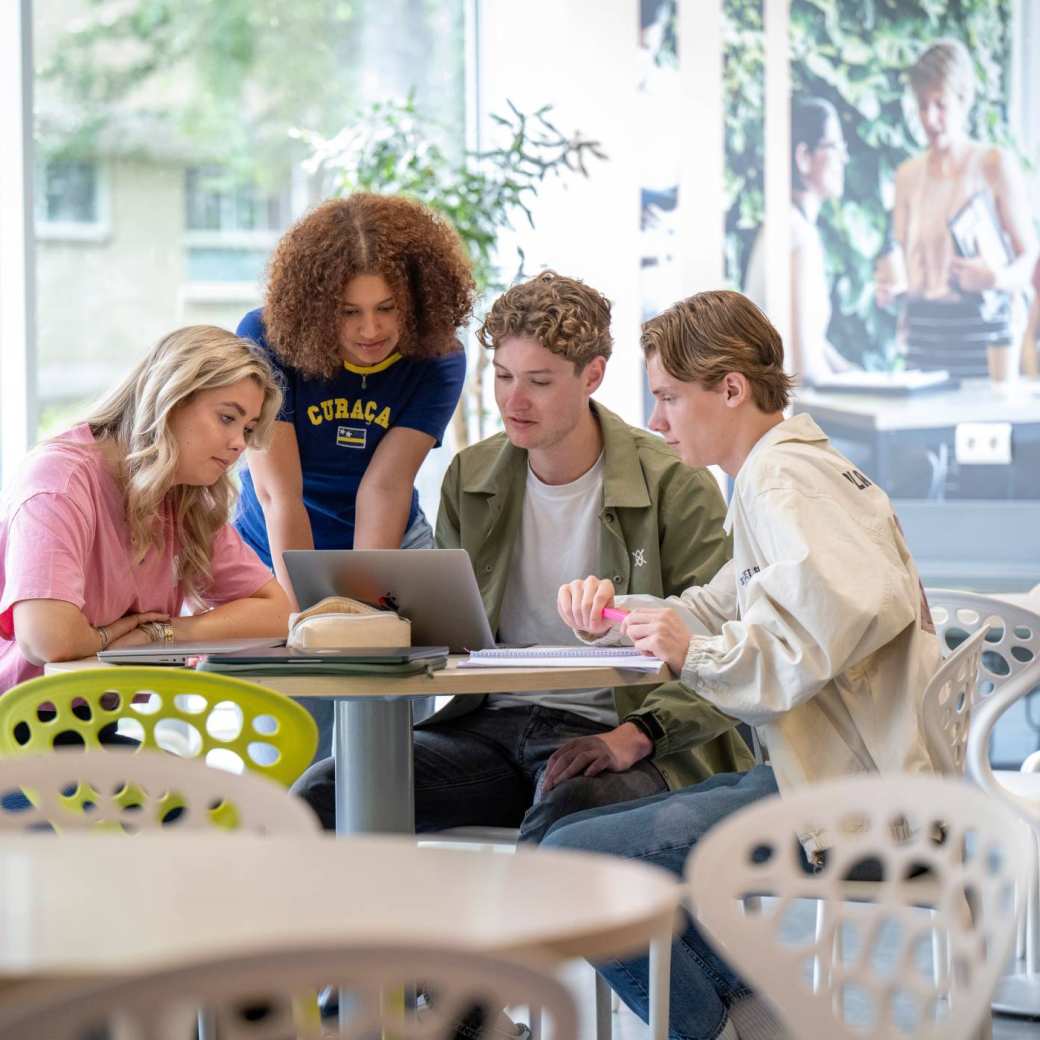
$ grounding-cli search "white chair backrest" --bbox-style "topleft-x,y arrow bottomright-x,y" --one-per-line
0,749 -> 320,834
0,943 -> 578,1040
967,668 -> 1040,832
927,589 -> 1040,699
686,774 -> 1031,1040
918,623 -> 991,774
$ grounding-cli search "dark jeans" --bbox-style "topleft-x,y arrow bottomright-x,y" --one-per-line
542,765 -> 779,1040
293,704 -> 668,844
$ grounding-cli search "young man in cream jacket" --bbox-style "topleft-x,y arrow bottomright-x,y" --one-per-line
544,289 -> 942,1040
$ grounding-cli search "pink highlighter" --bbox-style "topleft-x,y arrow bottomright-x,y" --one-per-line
601,606 -> 629,622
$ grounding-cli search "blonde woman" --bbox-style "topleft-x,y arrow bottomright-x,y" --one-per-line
0,326 -> 291,693
876,38 -> 1038,381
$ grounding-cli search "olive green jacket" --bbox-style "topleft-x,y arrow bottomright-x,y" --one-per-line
422,400 -> 753,790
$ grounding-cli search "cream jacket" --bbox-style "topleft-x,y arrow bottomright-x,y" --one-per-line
609,414 -> 942,797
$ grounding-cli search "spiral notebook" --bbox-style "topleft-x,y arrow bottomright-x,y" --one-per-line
459,646 -> 665,672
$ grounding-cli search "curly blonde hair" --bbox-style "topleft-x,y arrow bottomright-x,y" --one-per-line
263,194 -> 476,379
477,271 -> 612,371
83,326 -> 283,607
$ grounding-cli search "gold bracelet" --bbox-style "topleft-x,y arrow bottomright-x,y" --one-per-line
140,620 -> 175,644
95,625 -> 110,651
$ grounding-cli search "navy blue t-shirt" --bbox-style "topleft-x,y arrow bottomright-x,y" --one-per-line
234,308 -> 466,564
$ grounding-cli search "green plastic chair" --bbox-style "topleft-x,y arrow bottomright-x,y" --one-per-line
0,667 -> 318,789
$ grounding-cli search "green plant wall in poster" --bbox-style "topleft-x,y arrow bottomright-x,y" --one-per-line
723,0 -> 1017,368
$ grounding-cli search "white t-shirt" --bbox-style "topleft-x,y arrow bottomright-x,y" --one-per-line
490,454 -> 618,726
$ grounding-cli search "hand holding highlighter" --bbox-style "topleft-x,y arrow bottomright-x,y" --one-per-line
601,606 -> 629,622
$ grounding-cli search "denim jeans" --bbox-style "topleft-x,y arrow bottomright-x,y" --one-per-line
295,508 -> 436,765
542,765 -> 779,1040
293,704 -> 668,844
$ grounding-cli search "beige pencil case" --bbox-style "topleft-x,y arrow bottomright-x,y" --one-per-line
287,596 -> 411,649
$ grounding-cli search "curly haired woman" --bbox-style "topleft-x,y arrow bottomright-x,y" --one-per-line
233,193 -> 475,753
235,194 -> 475,587
0,326 -> 291,694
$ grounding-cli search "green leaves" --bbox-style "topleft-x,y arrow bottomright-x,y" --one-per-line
303,96 -> 605,296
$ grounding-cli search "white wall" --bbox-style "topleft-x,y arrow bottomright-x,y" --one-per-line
476,0 -> 644,423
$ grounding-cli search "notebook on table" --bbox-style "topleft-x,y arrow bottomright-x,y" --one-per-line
459,646 -> 665,672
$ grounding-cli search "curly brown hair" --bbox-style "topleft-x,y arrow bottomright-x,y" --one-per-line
263,194 -> 476,379
477,271 -> 613,371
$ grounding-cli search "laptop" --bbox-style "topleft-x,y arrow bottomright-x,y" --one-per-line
98,636 -> 285,666
201,645 -> 448,666
283,548 -> 497,653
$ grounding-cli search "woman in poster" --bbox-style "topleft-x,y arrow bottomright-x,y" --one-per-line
745,96 -> 857,386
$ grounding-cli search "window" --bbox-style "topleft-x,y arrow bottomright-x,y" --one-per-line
184,165 -> 289,285
41,159 -> 96,223
22,0 -> 467,444
34,158 -> 109,240
184,165 -> 286,235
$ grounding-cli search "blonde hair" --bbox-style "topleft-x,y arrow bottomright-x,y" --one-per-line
641,291 -> 794,412
83,326 -> 282,605
477,271 -> 612,371
909,39 -> 976,111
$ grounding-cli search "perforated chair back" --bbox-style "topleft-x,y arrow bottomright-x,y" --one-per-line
0,943 -> 578,1040
0,749 -> 320,834
967,668 -> 1040,833
686,774 -> 1031,1040
0,668 -> 317,787
918,623 -> 992,774
927,590 -> 1040,699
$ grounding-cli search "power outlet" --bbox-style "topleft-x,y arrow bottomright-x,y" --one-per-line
955,422 -> 1012,466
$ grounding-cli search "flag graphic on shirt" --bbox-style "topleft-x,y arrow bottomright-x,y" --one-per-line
336,426 -> 367,449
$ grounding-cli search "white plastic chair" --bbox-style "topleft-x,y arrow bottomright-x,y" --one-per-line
927,590 -> 1040,707
918,622 -> 995,774
967,664 -> 1040,1018
0,943 -> 578,1040
0,749 -> 320,834
802,623 -> 992,998
928,590 -> 1040,1016
685,774 -> 1032,1040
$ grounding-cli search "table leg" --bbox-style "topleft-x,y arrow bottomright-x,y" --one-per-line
648,927 -> 672,1040
334,698 -> 415,836
594,973 -> 613,1040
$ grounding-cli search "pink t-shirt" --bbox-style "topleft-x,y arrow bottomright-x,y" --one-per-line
0,425 -> 275,693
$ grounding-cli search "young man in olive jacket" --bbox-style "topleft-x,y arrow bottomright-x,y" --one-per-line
295,272 -> 750,841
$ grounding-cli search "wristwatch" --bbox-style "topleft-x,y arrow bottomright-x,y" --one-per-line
624,713 -> 661,752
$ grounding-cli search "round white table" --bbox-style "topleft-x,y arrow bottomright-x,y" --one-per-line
46,656 -> 671,838
0,832 -> 681,1039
